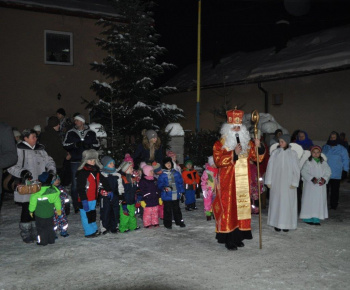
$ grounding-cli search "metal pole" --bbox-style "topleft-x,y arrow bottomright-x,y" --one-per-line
196,0 -> 201,133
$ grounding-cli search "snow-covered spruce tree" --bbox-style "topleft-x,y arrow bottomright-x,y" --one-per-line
88,0 -> 183,161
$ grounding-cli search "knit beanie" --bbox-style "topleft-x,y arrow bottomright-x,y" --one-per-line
310,145 -> 322,153
48,116 -> 60,128
146,129 -> 157,140
142,165 -> 154,177
101,156 -> 115,168
184,159 -> 193,167
279,134 -> 290,145
34,125 -> 41,132
120,161 -> 133,173
162,157 -> 173,169
74,114 -> 85,123
152,161 -> 162,174
56,108 -> 66,116
124,153 -> 133,163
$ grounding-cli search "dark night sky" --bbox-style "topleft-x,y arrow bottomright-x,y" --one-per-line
152,0 -> 350,82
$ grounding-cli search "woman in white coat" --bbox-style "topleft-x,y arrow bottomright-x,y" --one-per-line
300,145 -> 331,225
265,135 -> 300,232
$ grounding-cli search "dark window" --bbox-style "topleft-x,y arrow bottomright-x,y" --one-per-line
44,30 -> 73,65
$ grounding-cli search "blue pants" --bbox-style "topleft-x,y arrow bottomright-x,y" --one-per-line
185,189 -> 196,205
80,200 -> 98,236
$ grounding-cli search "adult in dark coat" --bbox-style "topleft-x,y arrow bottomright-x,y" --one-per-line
133,129 -> 163,169
40,116 -> 67,170
0,122 -> 18,210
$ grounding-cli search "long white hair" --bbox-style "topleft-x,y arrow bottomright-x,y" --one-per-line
220,123 -> 251,152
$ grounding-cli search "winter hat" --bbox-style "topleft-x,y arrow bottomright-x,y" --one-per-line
120,161 -> 133,173
152,161 -> 162,174
38,172 -> 54,185
124,153 -> 133,163
56,108 -> 66,116
74,114 -> 85,123
208,156 -> 214,166
162,157 -> 173,169
13,130 -> 21,137
47,116 -> 60,128
78,149 -> 102,170
101,156 -> 115,168
279,134 -> 290,145
310,145 -> 322,153
166,151 -> 176,158
142,165 -> 154,177
139,161 -> 147,169
184,158 -> 193,167
146,129 -> 157,140
34,125 -> 41,132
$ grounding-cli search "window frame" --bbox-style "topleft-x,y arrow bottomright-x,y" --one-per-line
44,30 -> 73,66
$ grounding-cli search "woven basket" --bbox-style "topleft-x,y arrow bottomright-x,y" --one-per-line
17,182 -> 42,195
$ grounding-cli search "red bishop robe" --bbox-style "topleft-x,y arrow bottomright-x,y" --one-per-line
213,139 -> 265,233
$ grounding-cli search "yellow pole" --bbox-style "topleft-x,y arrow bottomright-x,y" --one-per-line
251,110 -> 262,249
196,0 -> 201,132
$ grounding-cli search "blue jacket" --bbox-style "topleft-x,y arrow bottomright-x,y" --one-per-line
157,169 -> 184,201
63,125 -> 100,162
322,144 -> 349,179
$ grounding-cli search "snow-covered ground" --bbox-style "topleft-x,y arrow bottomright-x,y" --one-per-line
1,182 -> 350,290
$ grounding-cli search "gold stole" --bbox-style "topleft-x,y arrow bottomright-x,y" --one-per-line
235,152 -> 251,220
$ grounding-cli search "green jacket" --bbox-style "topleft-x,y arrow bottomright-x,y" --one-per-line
29,185 -> 62,218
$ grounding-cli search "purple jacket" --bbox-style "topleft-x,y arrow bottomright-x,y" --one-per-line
138,177 -> 159,207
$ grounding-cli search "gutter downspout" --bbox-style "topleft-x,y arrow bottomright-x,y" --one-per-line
258,82 -> 268,113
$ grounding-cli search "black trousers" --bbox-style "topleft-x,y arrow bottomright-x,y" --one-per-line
216,228 -> 253,246
36,216 -> 56,245
20,202 -> 34,223
100,195 -> 119,231
163,200 -> 182,228
327,179 -> 341,209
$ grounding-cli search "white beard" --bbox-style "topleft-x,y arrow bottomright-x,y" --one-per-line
220,123 -> 251,152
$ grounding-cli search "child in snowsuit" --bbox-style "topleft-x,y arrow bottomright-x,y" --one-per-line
182,159 -> 200,211
158,157 -> 186,229
29,172 -> 62,245
300,145 -> 331,225
201,156 -> 218,221
139,165 -> 161,228
119,161 -> 141,232
52,175 -> 70,237
100,156 -> 124,234
76,149 -> 111,238
152,161 -> 164,219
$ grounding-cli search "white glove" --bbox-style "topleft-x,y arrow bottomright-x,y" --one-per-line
202,190 -> 208,198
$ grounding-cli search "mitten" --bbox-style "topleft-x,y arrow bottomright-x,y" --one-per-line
29,212 -> 34,218
180,193 -> 185,203
311,177 -> 318,184
205,211 -> 212,217
20,170 -> 33,182
107,192 -> 114,200
100,189 -> 108,196
122,203 -> 129,216
141,201 -> 147,208
135,202 -> 141,208
82,200 -> 89,212
318,178 -> 326,186
56,209 -> 62,216
158,198 -> 163,206
164,187 -> 172,192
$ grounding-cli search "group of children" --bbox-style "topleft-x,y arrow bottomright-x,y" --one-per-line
28,149 -> 213,245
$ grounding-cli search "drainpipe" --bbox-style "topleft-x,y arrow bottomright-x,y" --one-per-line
258,82 -> 268,113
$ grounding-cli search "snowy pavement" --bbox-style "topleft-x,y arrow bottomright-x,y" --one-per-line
1,182 -> 350,290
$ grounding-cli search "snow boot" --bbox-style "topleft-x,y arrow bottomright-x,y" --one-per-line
19,222 -> 33,243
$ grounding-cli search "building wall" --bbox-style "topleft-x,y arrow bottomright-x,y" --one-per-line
0,7 -> 107,130
163,70 -> 350,141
